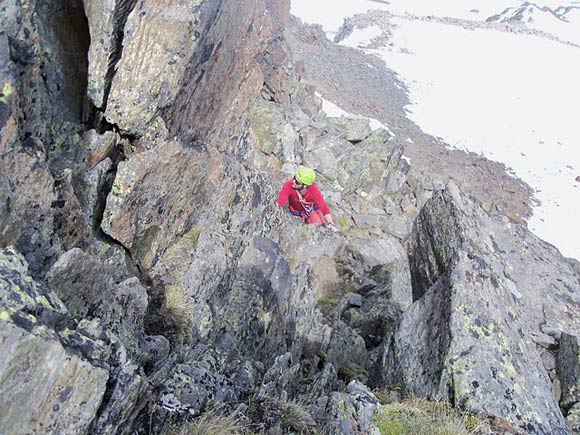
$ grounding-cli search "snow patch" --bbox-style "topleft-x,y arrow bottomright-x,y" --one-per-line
292,0 -> 580,260
316,92 -> 396,137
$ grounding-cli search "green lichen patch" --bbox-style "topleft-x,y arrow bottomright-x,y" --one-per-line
0,82 -> 15,103
316,296 -> 339,307
249,105 -> 275,149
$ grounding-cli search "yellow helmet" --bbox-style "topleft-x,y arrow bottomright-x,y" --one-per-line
296,167 -> 316,186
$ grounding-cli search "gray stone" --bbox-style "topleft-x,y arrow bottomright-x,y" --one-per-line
558,333 -> 580,408
326,321 -> 367,376
104,0 -> 207,135
47,248 -> 112,318
327,117 -> 372,142
543,326 -> 563,341
281,123 -> 299,163
318,381 -> 380,435
542,351 -> 557,371
345,292 -> 363,307
0,321 -> 108,435
531,331 -> 557,349
554,379 -> 562,404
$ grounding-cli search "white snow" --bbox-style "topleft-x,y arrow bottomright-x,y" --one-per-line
293,0 -> 580,260
340,25 -> 382,49
316,92 -> 396,136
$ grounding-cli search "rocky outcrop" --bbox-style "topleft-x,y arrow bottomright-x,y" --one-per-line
380,185 -> 579,434
0,245 -> 161,434
2,0 -> 580,434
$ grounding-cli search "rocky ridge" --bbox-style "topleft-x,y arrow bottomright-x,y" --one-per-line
1,1 -> 579,434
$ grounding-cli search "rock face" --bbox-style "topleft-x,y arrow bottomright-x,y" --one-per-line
380,186 -> 579,434
103,0 -> 217,134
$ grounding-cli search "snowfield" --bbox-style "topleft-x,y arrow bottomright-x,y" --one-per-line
291,0 -> 580,260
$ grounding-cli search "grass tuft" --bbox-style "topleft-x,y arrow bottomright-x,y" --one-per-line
279,400 -> 316,433
338,363 -> 369,383
165,284 -> 194,330
168,412 -> 250,435
372,398 -> 483,435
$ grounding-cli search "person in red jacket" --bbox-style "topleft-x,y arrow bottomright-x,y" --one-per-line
277,167 -> 340,232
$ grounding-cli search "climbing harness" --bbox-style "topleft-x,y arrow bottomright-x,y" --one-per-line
291,189 -> 319,220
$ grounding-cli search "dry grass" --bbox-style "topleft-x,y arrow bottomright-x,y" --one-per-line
372,398 -> 483,435
279,400 -> 316,433
164,284 -> 193,328
168,412 -> 251,435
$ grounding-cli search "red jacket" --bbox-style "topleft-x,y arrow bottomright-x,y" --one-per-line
277,179 -> 331,215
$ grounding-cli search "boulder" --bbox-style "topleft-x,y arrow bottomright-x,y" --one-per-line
47,248 -> 113,318
315,381 -> 381,435
326,117 -> 372,143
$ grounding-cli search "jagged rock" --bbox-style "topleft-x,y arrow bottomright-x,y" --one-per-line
258,353 -> 301,399
317,381 -> 380,435
356,297 -> 401,351
345,292 -> 363,307
339,235 -> 411,308
0,247 -> 108,434
0,129 -> 60,277
326,321 -> 367,383
558,333 -> 580,408
158,346 -> 238,417
47,248 -> 113,318
83,0 -> 138,109
47,248 -> 161,367
381,185 -> 578,434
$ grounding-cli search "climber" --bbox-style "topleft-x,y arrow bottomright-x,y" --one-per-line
277,167 -> 340,232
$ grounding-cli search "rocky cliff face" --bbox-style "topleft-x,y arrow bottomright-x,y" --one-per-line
1,1 -> 579,434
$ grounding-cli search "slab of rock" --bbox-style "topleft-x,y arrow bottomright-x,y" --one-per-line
83,0 -> 138,108
102,140 -> 211,269
104,0 -> 214,135
326,117 -> 372,143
